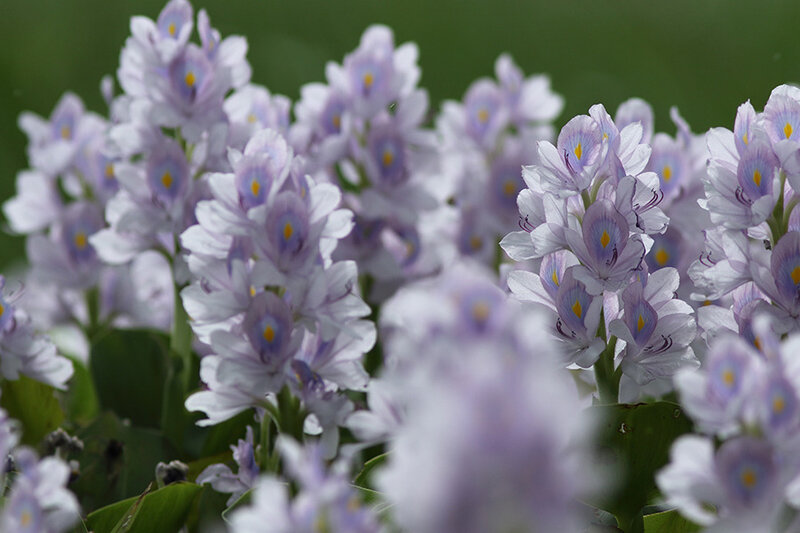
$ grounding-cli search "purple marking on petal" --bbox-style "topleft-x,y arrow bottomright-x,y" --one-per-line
763,374 -> 798,431
736,141 -> 777,201
268,193 -> 310,258
707,345 -> 750,402
581,199 -> 628,270
555,267 -> 592,336
464,80 -> 504,143
763,94 -> 800,144
621,282 -> 657,346
715,437 -> 776,507
146,139 -> 189,206
557,115 -> 601,175
368,126 -> 407,186
770,231 -> 800,313
168,46 -> 213,106
243,292 -> 292,364
62,204 -> 104,265
235,162 -> 273,211
646,134 -> 686,195
320,95 -> 347,136
157,0 -> 192,41
489,157 -> 525,212
539,251 -> 572,300
645,228 -> 681,270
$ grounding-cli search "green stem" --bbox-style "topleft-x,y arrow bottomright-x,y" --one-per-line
594,337 -> 619,405
170,282 -> 193,391
85,286 -> 100,335
277,386 -> 305,441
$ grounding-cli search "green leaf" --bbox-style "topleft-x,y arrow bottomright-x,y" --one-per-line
589,401 -> 693,531
86,482 -> 202,533
353,452 -> 389,489
643,509 -> 701,532
221,488 -> 252,524
90,329 -> 169,428
0,375 -> 64,445
109,483 -> 152,533
71,412 -> 177,510
65,357 -> 99,424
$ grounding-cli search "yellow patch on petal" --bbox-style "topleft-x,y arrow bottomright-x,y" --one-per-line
283,222 -> 294,241
249,285 -> 256,297
477,108 -> 489,124
472,301 -> 489,323
637,314 -> 645,332
785,122 -> 793,139
105,163 -> 115,179
161,171 -> 173,189
792,265 -> 800,285
21,511 -> 32,527
600,230 -> 610,249
168,22 -> 176,36
0,303 -> 4,317
572,299 -> 583,319
602,132 -> 609,141
741,468 -> 757,489
551,270 -> 559,287
723,369 -> 735,387
773,395 -> 785,414
754,336 -> 762,352
332,114 -> 341,129
61,125 -> 71,140
503,180 -> 516,197
263,325 -> 275,343
74,232 -> 88,250
702,300 -> 712,306
382,149 -> 394,167
743,132 -> 749,145
655,248 -> 669,266
574,142 -> 582,160
469,235 -> 482,251
250,179 -> 260,198
363,72 -> 374,89
185,71 -> 196,88
753,169 -> 762,187
662,165 -> 672,182
247,113 -> 257,124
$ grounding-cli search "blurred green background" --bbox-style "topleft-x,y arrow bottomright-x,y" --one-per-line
2,0 -> 799,269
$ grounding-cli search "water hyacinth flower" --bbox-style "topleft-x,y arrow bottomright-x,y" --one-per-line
566,199 -> 648,295
375,263 -> 597,533
0,448 -> 80,533
0,276 -> 73,389
610,267 -> 698,396
228,437 -> 381,533
197,426 -> 260,505
657,435 -> 791,531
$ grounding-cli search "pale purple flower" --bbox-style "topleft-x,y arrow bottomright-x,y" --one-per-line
197,426 -> 259,505
228,438 -> 381,533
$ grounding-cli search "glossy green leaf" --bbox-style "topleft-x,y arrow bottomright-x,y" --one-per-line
90,329 -> 169,428
0,375 -> 64,445
643,509 -> 701,532
86,482 -> 202,533
589,401 -> 693,532
71,412 -> 177,510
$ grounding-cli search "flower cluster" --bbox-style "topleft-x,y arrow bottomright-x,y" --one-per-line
8,0 -> 800,531
659,321 -> 800,531
0,404 -> 79,533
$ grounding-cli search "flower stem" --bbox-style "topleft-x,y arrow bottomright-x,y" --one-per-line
170,282 -> 193,392
594,337 -> 619,404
